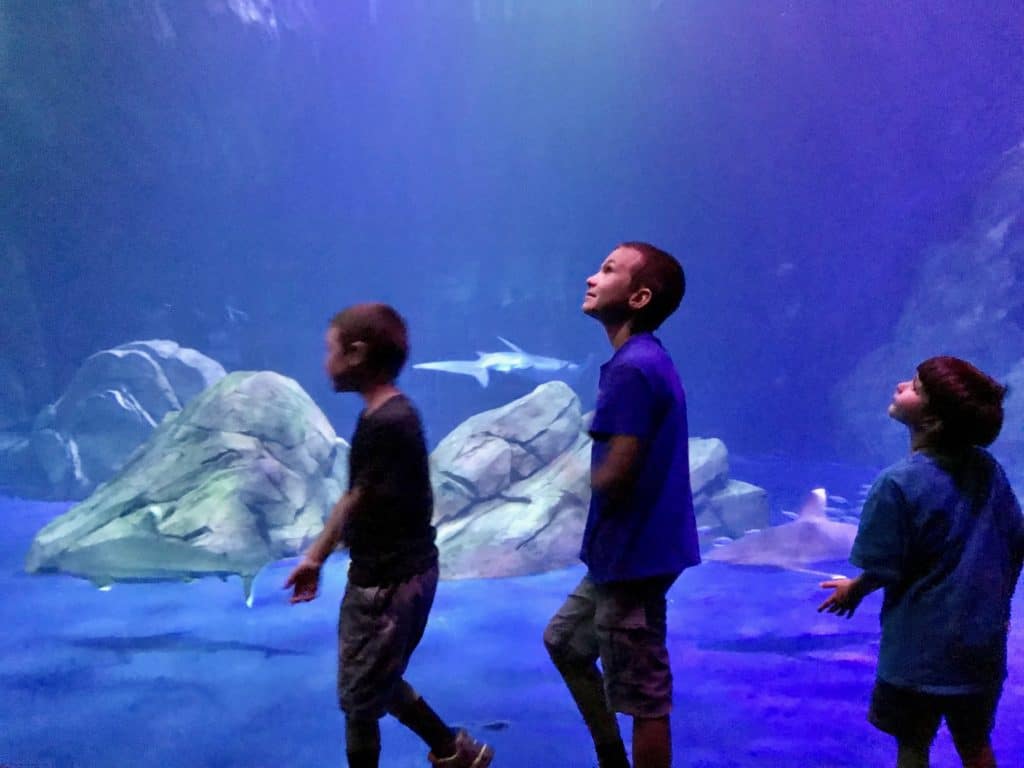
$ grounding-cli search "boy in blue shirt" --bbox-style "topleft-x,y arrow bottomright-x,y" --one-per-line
820,356 -> 1024,768
544,242 -> 701,768
285,303 -> 493,768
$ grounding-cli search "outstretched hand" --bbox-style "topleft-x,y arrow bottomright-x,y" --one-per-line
818,577 -> 864,618
284,559 -> 322,604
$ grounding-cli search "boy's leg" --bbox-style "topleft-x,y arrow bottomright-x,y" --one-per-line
388,679 -> 456,757
868,682 -> 940,768
345,716 -> 381,768
377,568 -> 492,767
339,567 -> 446,765
895,739 -> 930,768
594,576 -> 676,768
544,576 -> 629,768
944,687 -> 1001,768
633,715 -> 671,768
952,741 -> 996,768
387,680 -> 494,767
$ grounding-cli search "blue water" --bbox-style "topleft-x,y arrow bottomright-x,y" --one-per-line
5,3 -> 1024,766
4,459 -> 1021,768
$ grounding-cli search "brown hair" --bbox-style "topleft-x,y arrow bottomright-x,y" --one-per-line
330,302 -> 409,379
916,356 -> 1008,450
621,241 -> 686,332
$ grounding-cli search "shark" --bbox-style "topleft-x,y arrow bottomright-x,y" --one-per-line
413,337 -> 589,387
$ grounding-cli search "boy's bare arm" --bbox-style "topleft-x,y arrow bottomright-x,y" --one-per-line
284,486 -> 364,603
817,572 -> 886,618
305,486 -> 365,565
591,435 -> 642,506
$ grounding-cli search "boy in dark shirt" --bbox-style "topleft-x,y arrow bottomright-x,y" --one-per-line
544,242 -> 700,768
285,303 -> 493,768
820,356 -> 1024,768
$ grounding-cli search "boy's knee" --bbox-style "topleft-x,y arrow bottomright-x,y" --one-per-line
345,715 -> 381,754
386,680 -> 420,719
543,622 -> 570,663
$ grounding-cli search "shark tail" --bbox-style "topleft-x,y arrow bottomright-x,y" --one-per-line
413,361 -> 490,387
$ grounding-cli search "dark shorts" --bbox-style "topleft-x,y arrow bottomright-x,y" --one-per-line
868,678 -> 1003,747
544,573 -> 677,718
337,564 -> 438,719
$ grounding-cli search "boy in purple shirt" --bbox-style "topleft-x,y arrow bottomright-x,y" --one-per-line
544,242 -> 700,768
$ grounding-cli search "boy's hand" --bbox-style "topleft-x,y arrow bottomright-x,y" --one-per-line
284,558 -> 322,604
818,577 -> 865,618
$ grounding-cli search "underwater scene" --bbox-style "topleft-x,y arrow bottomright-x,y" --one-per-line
3,2 -> 1024,767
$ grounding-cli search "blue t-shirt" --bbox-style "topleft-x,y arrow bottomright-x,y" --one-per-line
580,332 -> 701,583
851,448 -> 1024,693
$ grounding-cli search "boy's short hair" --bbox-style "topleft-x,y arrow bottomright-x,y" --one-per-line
621,241 -> 686,332
330,303 -> 409,380
916,356 -> 1008,449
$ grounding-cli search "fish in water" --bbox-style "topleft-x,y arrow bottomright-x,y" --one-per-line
413,337 -> 590,387
707,487 -> 857,570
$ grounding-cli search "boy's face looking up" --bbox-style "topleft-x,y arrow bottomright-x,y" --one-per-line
324,325 -> 366,393
888,374 -> 929,427
582,246 -> 652,325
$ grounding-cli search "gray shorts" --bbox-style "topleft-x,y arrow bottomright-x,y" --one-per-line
545,573 -> 677,718
337,564 -> 438,719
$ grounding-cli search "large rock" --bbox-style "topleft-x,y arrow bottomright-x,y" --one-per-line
432,381 -> 587,578
696,480 -> 771,542
431,382 -> 769,579
30,340 -> 226,499
435,433 -> 592,579
25,371 -> 348,602
833,142 -> 1024,477
689,437 -> 770,544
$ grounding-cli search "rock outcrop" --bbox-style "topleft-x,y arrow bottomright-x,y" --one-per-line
688,437 -> 771,544
833,142 -> 1024,489
431,381 -> 588,579
430,383 -> 770,578
26,371 -> 348,602
26,376 -> 770,591
30,340 -> 226,499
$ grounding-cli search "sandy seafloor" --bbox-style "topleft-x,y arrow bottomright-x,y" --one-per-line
2,458 -> 1021,768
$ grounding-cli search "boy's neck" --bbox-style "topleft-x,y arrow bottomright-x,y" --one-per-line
603,319 -> 641,350
909,430 -> 929,454
359,380 -> 401,414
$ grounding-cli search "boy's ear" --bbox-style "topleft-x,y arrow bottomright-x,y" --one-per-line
347,340 -> 369,363
629,286 -> 653,311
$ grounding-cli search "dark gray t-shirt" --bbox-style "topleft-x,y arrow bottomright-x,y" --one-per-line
851,448 -> 1024,693
346,394 -> 438,587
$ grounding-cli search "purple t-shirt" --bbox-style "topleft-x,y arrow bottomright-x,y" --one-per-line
580,333 -> 701,583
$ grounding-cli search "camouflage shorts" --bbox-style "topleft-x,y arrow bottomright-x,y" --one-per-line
337,564 -> 438,719
545,573 -> 677,718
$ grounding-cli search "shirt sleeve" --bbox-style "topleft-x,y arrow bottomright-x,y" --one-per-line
589,364 -> 657,440
850,475 -> 908,584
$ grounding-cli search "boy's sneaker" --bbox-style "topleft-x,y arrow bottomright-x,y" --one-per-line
427,729 -> 494,768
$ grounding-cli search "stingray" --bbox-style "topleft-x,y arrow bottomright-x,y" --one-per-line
706,488 -> 857,575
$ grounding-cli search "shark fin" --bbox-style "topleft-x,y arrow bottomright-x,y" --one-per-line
496,336 -> 525,353
413,361 -> 490,387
